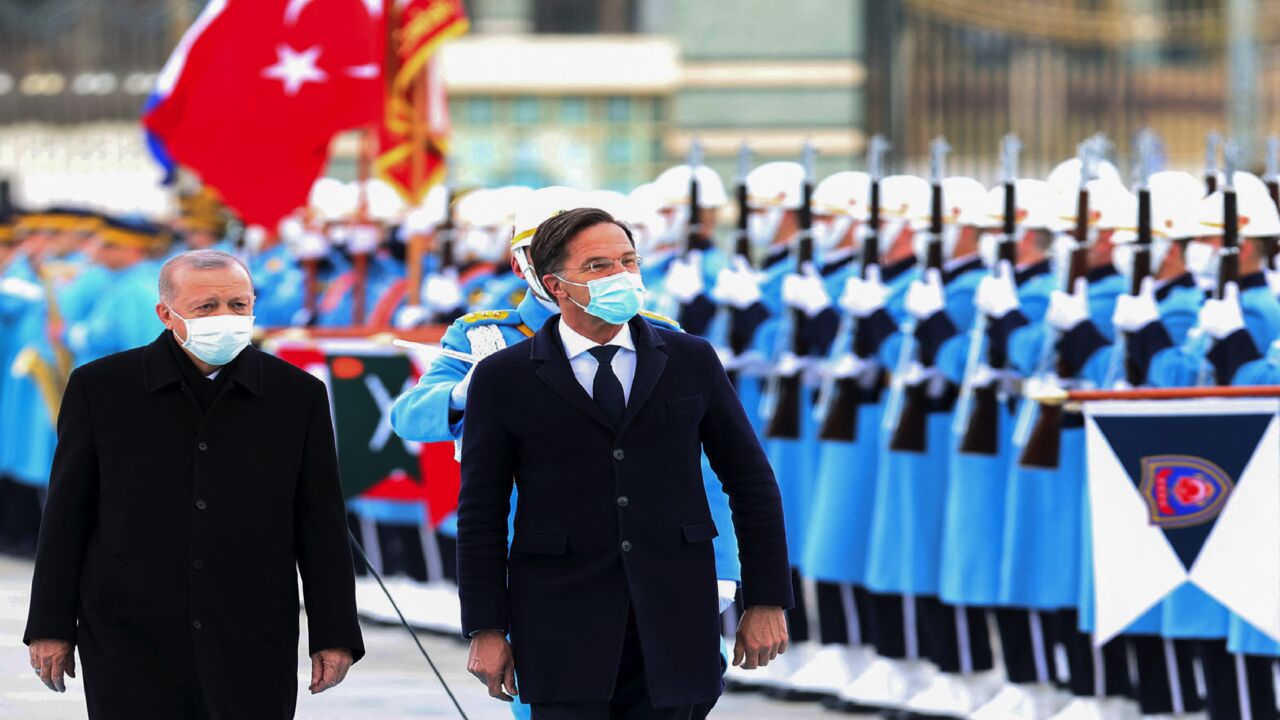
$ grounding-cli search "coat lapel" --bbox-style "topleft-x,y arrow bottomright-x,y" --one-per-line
616,316 -> 667,438
530,317 -> 615,431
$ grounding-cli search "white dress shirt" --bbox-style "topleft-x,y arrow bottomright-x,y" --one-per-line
558,318 -> 637,404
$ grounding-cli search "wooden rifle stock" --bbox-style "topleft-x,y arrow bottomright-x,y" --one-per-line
817,181 -> 880,442
958,234 -> 1017,455
764,149 -> 816,440
1020,180 -> 1092,469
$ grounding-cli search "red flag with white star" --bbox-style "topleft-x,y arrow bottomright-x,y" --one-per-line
144,0 -> 384,227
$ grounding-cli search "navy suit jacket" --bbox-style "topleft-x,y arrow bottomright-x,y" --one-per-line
457,314 -> 791,707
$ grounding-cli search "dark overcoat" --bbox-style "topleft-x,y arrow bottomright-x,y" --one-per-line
24,333 -> 364,719
457,314 -> 792,708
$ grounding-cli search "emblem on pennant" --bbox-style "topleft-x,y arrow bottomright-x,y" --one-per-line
1139,455 -> 1234,529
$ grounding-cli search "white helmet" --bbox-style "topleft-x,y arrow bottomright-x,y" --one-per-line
363,178 -> 406,224
1045,157 -> 1123,196
745,161 -> 805,210
1197,183 -> 1280,239
454,189 -> 510,263
309,177 -> 356,222
511,186 -> 585,310
1147,171 -> 1205,272
942,176 -> 991,227
983,179 -> 1054,231
401,184 -> 448,237
652,164 -> 729,208
1048,178 -> 1136,235
812,171 -> 871,220
878,174 -> 933,230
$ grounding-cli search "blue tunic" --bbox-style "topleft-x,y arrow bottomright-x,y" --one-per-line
998,268 -> 1123,610
863,262 -> 980,596
248,244 -> 306,327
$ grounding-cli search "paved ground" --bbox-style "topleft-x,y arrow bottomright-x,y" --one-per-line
0,556 -> 859,719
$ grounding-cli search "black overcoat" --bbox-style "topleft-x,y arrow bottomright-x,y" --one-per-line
457,314 -> 792,708
24,333 -> 364,719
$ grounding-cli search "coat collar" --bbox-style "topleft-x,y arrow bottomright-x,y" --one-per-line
143,332 -> 263,397
530,314 -> 667,435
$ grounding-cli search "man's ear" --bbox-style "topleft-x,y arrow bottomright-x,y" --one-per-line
541,274 -> 563,299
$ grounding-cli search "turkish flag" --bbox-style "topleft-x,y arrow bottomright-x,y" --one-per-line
144,0 -> 384,227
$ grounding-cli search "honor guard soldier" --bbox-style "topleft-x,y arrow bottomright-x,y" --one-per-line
646,161 -> 728,336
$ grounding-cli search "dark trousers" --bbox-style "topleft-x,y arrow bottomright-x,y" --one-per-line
814,582 -> 876,647
1057,610 -> 1133,698
918,597 -> 995,674
1195,640 -> 1279,720
994,608 -> 1060,685
531,610 -> 695,720
1129,635 -> 1203,715
867,592 -> 927,660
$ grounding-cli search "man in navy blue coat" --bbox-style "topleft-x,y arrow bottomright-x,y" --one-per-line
457,208 -> 792,719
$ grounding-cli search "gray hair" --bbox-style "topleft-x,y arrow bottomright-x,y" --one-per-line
158,250 -> 253,304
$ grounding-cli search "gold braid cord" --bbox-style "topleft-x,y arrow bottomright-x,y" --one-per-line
12,348 -> 62,424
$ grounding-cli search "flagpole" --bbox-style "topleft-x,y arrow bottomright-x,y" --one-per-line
406,62 -> 428,308
352,128 -> 374,326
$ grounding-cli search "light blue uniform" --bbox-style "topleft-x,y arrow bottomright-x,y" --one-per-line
316,254 -> 403,328
937,263 -> 1053,607
65,260 -> 164,366
472,270 -> 527,312
863,258 -> 983,596
802,255 -> 913,586
998,267 -> 1124,610
0,255 -> 52,485
247,243 -> 306,327
1145,273 -> 1280,641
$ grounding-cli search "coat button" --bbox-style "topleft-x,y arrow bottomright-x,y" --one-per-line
616,496 -> 629,507
197,441 -> 208,452
195,499 -> 207,510
192,620 -> 203,630
192,559 -> 204,570
612,449 -> 625,460
620,540 -> 632,552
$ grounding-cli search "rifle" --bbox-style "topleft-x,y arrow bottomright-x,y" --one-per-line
1263,135 -> 1280,266
1218,141 -> 1240,300
719,142 -> 755,386
1103,130 -> 1157,389
1204,130 -> 1221,195
955,133 -> 1021,455
886,136 -> 949,453
816,134 -> 889,442
675,140 -> 718,335
763,141 -> 818,440
1018,138 -> 1099,469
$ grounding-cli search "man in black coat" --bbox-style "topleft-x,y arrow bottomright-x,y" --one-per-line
24,249 -> 364,719
459,208 -> 792,720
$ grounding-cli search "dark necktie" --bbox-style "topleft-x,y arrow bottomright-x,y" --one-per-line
588,345 -> 625,426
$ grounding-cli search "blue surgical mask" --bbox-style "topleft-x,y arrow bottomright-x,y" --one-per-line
555,271 -> 646,325
167,305 -> 254,366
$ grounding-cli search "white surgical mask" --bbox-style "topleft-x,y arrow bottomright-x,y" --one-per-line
168,306 -> 254,367
1111,243 -> 1136,278
748,207 -> 784,248
813,215 -> 854,252
1184,240 -> 1220,282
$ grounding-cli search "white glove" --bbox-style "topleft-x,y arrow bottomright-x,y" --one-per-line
975,261 -> 1019,319
1046,277 -> 1090,331
1112,276 -> 1160,333
781,262 -> 832,317
0,276 -> 44,301
293,231 -> 329,261
395,304 -> 432,330
1198,281 -> 1246,340
664,253 -> 705,303
829,352 -> 870,379
709,255 -> 763,309
424,271 -> 463,313
1267,255 -> 1280,297
347,225 -> 381,255
905,268 -> 946,321
448,366 -> 475,410
838,264 -> 888,318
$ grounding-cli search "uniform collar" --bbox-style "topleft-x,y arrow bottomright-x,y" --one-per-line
942,255 -> 984,285
820,249 -> 858,276
1087,264 -> 1119,284
517,291 -> 556,331
1238,272 -> 1268,291
1155,272 -> 1196,302
557,317 -> 635,360
1015,259 -> 1052,286
143,331 -> 262,396
880,255 -> 918,284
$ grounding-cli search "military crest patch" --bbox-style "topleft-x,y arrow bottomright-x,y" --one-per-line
1138,454 -> 1234,529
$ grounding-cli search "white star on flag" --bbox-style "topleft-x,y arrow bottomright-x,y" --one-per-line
261,44 -> 327,96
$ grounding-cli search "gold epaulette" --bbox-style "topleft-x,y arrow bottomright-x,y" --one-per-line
638,310 -> 681,330
460,309 -> 513,324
